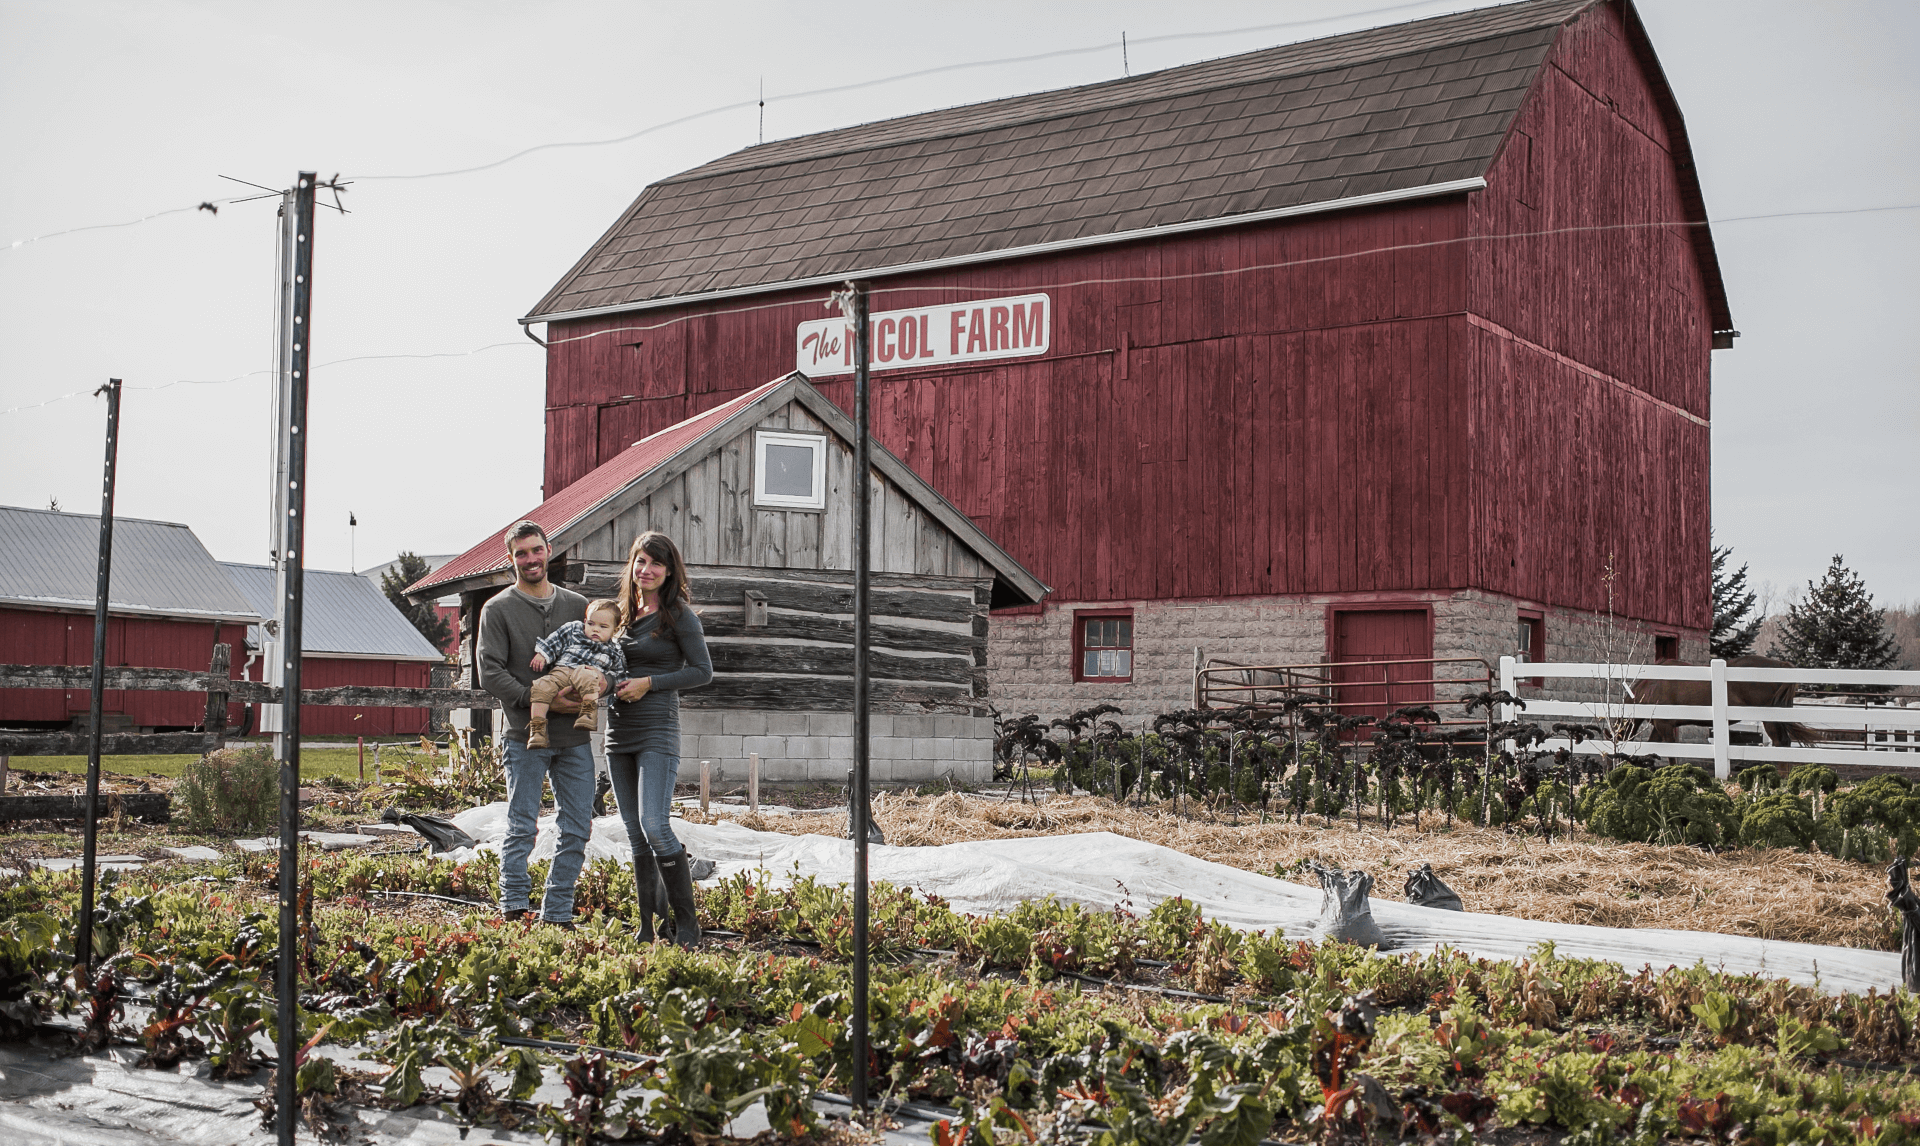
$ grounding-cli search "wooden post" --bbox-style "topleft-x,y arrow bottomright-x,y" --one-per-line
357,736 -> 364,782
699,760 -> 711,814
1710,658 -> 1731,780
202,643 -> 232,748
748,751 -> 760,814
0,754 -> 8,795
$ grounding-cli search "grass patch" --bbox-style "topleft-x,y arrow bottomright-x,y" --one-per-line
20,748 -> 383,783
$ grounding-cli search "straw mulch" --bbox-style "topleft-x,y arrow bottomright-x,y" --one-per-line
710,791 -> 1897,952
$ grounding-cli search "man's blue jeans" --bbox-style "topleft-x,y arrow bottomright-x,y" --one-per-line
499,739 -> 595,923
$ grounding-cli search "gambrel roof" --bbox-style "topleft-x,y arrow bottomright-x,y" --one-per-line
524,0 -> 1729,333
410,373 -> 1049,607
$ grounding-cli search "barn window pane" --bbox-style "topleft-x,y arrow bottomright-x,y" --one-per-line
763,444 -> 815,497
1079,614 -> 1133,678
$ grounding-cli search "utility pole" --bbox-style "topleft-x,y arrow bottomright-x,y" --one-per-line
262,187 -> 297,749
274,171 -> 318,1146
74,378 -> 122,982
849,281 -> 872,1115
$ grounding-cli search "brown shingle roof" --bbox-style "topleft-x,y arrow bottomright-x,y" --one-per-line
527,0 -> 1603,321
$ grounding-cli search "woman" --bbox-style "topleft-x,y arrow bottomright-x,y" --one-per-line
606,530 -> 713,945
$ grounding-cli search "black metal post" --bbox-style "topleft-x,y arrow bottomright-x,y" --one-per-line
276,171 -> 316,1145
849,281 -> 872,1113
75,378 -> 121,981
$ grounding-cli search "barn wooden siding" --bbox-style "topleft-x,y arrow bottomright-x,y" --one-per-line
541,8 -> 1709,632
0,608 -> 243,728
562,563 -> 988,716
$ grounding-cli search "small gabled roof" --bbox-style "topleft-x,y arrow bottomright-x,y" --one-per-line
0,505 -> 259,624
411,373 -> 1049,607
221,563 -> 445,661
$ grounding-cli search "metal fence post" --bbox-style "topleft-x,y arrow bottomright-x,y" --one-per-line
1710,658 -> 1731,780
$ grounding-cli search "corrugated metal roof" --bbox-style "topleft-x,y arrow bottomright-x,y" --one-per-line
0,505 -> 259,623
221,563 -> 445,661
411,380 -> 783,596
528,0 -> 1598,320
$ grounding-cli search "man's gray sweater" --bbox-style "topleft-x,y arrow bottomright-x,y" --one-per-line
478,584 -> 590,747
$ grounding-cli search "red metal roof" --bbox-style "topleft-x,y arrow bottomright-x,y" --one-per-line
409,379 -> 783,597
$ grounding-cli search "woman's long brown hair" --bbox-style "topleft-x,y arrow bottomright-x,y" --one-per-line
616,531 -> 693,641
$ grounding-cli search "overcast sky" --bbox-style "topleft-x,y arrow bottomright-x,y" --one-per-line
1,0 -> 1914,614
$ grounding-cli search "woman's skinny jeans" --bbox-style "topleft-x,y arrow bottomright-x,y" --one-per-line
606,749 -> 683,858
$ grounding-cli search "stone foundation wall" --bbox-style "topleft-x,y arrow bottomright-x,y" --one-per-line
674,710 -> 993,785
987,590 -> 1705,720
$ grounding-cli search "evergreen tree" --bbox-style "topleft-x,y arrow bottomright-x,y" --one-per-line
1710,539 -> 1761,658
380,552 -> 453,653
1770,554 -> 1900,672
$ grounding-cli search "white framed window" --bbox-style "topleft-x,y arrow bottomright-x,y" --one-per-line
753,431 -> 828,510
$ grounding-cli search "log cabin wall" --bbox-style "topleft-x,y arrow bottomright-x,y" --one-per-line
562,562 -> 994,784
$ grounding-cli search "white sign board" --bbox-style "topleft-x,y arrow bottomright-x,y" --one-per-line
795,293 -> 1051,377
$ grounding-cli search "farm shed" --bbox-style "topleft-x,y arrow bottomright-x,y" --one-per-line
0,505 -> 254,732
220,563 -> 447,738
409,372 -> 1048,783
521,0 -> 1731,717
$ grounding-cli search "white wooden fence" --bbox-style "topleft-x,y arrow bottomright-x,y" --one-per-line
1495,657 -> 1920,779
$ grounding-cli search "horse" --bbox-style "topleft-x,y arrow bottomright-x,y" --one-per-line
1632,655 -> 1827,747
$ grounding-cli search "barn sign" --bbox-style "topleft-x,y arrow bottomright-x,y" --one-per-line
795,293 -> 1050,376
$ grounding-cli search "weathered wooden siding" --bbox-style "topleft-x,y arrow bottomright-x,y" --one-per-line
562,399 -> 988,581
564,563 -> 987,715
1464,0 -> 1711,628
0,608 -> 242,728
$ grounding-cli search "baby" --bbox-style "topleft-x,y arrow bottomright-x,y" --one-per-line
526,598 -> 627,748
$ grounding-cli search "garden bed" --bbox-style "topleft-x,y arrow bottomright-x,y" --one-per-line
4,850 -> 1920,1145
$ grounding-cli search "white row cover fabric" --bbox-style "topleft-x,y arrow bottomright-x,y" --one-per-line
448,804 -> 1899,996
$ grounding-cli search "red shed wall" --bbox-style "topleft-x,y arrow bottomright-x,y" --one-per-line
1465,0 -> 1711,629
0,608 -> 244,728
546,196 -> 1478,607
241,655 -> 434,737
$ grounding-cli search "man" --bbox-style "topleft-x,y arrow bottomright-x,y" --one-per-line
478,520 -> 593,927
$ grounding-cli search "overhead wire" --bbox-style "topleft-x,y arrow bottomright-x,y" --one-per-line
2,202 -> 1913,418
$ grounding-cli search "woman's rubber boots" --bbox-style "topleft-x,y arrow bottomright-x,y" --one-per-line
631,850 -> 663,942
657,851 -> 702,948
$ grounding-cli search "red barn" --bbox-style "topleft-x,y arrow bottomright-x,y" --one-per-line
222,563 -> 447,737
519,0 -> 1730,716
0,506 -> 254,732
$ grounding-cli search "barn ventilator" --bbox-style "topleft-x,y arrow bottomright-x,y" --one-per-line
73,378 -> 123,983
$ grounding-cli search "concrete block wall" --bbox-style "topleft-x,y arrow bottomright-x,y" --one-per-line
677,710 -> 994,785
987,590 -> 1707,720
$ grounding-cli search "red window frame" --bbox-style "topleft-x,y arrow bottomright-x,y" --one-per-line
1517,610 -> 1545,687
1073,608 -> 1134,683
1654,634 -> 1680,662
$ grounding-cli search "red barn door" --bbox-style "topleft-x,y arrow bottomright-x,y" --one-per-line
1330,609 -> 1432,722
